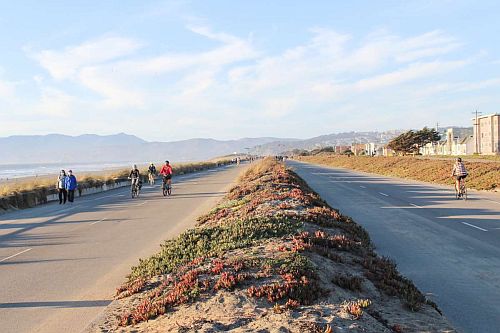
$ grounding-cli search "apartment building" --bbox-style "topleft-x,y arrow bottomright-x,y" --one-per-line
473,114 -> 500,155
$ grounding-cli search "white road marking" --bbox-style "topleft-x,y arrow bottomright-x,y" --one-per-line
135,202 -> 147,206
410,203 -> 422,208
359,185 -> 366,188
461,222 -> 487,232
90,218 -> 106,226
379,192 -> 389,197
486,199 -> 500,205
0,248 -> 32,263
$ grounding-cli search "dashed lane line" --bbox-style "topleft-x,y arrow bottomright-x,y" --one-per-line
410,203 -> 422,208
461,222 -> 487,232
90,218 -> 107,226
359,185 -> 366,188
0,248 -> 32,263
379,192 -> 389,197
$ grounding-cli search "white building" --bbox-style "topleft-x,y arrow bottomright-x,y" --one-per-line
420,128 -> 474,156
473,114 -> 500,155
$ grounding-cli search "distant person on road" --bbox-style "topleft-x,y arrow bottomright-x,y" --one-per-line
57,170 -> 67,204
451,158 -> 468,196
160,160 -> 173,188
148,162 -> 157,186
148,163 -> 157,175
129,165 -> 141,191
65,170 -> 78,203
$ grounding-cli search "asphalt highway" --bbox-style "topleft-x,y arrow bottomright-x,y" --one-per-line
0,164 -> 245,333
289,160 -> 500,333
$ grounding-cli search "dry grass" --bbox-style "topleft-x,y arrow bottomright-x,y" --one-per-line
297,154 -> 500,191
238,157 -> 279,182
420,155 -> 500,162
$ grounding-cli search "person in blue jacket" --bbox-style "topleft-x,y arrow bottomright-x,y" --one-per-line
65,169 -> 78,203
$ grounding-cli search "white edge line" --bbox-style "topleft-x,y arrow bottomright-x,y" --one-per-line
379,192 -> 389,197
410,203 -> 422,208
486,199 -> 500,205
0,248 -> 32,263
461,222 -> 487,232
90,217 -> 106,226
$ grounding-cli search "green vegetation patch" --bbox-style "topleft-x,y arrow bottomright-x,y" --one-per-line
129,216 -> 303,280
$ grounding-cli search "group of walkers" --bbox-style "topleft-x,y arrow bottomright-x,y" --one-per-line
56,170 -> 78,204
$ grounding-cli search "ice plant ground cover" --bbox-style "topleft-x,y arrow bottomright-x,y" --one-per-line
298,154 -> 500,191
88,158 -> 455,333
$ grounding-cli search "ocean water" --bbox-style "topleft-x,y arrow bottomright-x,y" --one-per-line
0,162 -> 136,180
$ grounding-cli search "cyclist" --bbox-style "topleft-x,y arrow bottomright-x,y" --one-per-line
148,162 -> 157,185
160,160 -> 173,191
451,157 -> 468,197
129,164 -> 141,193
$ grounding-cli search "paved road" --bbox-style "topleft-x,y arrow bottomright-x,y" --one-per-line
0,164 -> 245,333
289,161 -> 500,333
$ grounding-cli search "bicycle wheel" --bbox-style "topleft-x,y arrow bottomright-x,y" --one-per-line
167,185 -> 171,196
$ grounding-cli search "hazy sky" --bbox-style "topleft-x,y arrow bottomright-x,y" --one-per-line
1,1 -> 499,141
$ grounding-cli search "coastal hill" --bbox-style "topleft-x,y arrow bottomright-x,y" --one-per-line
1,130 -> 408,164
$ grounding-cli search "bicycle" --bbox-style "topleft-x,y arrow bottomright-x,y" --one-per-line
130,178 -> 141,198
455,177 -> 467,200
162,176 -> 172,196
148,172 -> 155,186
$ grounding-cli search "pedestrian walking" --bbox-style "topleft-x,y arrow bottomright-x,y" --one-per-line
57,170 -> 67,204
65,169 -> 78,203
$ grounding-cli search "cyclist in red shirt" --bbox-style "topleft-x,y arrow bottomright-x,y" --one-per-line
160,160 -> 173,193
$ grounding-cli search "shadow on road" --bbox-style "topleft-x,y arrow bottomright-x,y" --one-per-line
0,300 -> 111,308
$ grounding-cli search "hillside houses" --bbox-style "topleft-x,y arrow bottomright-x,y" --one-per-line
420,128 -> 475,156
313,116 -> 499,157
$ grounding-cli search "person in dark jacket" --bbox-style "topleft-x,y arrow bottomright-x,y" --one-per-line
65,170 -> 78,203
57,170 -> 67,204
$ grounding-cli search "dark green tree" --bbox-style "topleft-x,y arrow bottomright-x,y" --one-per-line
387,127 -> 441,155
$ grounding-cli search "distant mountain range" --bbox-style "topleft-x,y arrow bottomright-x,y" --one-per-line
0,129 -> 443,164
0,133 -> 292,164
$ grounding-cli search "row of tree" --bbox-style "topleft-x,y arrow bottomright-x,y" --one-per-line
387,127 -> 441,155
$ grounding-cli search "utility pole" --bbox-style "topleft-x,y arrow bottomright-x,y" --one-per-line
472,110 -> 482,154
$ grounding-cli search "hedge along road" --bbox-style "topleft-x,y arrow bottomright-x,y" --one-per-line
289,160 -> 500,333
0,163 -> 247,333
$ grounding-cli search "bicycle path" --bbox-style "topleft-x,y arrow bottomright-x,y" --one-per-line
0,164 -> 245,333
289,160 -> 500,333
